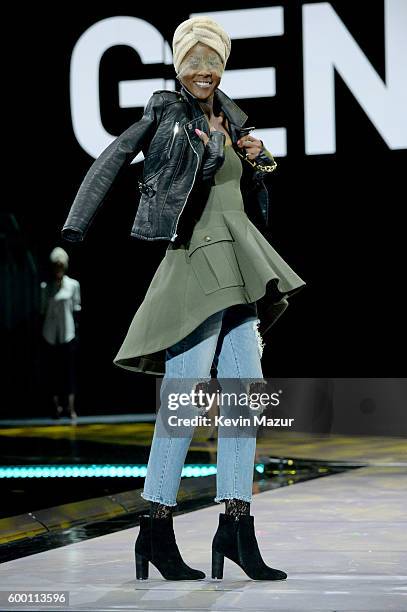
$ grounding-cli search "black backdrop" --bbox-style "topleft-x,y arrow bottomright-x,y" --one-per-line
3,1 -> 406,418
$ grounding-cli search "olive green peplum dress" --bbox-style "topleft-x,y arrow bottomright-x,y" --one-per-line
113,145 -> 306,375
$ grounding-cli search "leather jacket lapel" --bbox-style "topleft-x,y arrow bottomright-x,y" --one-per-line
179,84 -> 249,146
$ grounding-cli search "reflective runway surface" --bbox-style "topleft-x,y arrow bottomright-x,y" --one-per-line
1,464 -> 406,611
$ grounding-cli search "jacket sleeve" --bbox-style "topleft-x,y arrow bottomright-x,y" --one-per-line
61,92 -> 165,242
251,142 -> 277,184
199,130 -> 226,182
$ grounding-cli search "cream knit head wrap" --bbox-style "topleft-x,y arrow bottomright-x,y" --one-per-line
172,16 -> 231,76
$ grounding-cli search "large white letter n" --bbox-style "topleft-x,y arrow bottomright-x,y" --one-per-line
303,0 -> 407,155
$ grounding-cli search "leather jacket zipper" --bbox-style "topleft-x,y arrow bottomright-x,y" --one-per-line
167,121 -> 180,159
170,125 -> 200,242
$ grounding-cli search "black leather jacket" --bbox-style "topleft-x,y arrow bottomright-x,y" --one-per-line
61,84 -> 277,244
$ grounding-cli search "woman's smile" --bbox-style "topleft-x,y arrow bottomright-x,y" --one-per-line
194,80 -> 212,88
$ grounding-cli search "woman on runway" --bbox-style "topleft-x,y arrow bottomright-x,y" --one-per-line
62,16 -> 306,581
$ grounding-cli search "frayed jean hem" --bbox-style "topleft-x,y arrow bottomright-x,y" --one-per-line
140,491 -> 178,507
214,494 -> 253,503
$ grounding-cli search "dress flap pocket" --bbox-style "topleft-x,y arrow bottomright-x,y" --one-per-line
187,225 -> 234,257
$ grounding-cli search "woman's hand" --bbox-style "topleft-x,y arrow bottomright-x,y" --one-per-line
194,124 -> 222,145
236,134 -> 263,160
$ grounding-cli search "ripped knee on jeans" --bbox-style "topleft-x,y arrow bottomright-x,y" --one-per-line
248,380 -> 268,393
190,377 -> 213,416
245,379 -> 268,398
244,378 -> 269,415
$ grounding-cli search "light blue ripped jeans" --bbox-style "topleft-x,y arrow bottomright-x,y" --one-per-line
141,302 -> 265,506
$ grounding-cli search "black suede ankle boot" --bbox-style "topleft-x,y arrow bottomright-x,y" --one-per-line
135,514 -> 206,580
211,513 -> 287,581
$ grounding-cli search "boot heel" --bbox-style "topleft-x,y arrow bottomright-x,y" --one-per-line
135,552 -> 149,580
212,549 -> 224,579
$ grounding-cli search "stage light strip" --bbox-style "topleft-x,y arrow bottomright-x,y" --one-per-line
0,464 -> 265,478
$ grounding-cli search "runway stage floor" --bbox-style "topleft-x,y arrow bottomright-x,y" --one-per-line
1,462 -> 406,611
